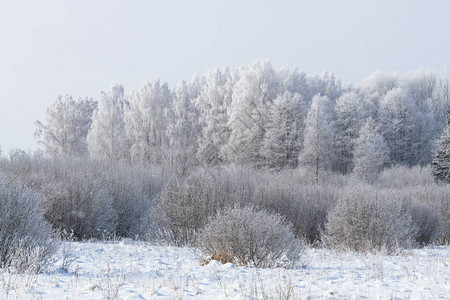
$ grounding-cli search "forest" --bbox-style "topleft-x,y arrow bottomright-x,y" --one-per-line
0,60 -> 449,271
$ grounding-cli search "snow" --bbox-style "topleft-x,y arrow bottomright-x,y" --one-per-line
1,241 -> 448,299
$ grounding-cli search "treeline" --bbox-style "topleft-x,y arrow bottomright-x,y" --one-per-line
0,155 -> 448,251
33,61 -> 449,181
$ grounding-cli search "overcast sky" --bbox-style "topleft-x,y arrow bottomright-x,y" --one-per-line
1,0 -> 449,154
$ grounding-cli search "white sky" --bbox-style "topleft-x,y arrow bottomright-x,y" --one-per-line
1,0 -> 449,153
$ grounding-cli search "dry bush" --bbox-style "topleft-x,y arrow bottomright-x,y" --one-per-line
197,206 -> 304,268
0,156 -> 162,240
398,184 -> 449,244
378,165 -> 435,188
0,181 -> 58,272
322,185 -> 417,253
151,174 -> 222,245
40,166 -> 117,240
256,179 -> 337,244
99,162 -> 162,238
405,202 -> 441,245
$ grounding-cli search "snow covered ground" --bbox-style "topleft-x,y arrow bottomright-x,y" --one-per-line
0,241 -> 448,299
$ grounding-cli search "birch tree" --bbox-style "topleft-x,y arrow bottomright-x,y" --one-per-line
35,96 -> 96,157
261,91 -> 302,170
87,85 -> 129,161
125,79 -> 171,164
299,94 -> 335,184
195,68 -> 235,165
353,118 -> 389,183
225,60 -> 279,166
166,78 -> 202,176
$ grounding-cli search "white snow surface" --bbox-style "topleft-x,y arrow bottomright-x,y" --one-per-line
0,241 -> 448,299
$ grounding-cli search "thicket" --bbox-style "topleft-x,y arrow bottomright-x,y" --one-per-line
153,165 -> 448,252
152,167 -> 340,245
1,155 -> 447,255
0,156 -> 162,240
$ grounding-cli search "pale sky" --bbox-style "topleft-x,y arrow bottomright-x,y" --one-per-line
1,0 -> 449,154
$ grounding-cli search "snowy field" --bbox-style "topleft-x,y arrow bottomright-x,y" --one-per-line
0,241 -> 448,299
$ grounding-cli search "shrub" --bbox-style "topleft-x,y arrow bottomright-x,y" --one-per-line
152,175 -> 221,245
0,181 -> 58,272
99,162 -> 161,238
406,202 -> 441,245
40,172 -> 117,240
197,206 -> 304,268
322,185 -> 417,253
406,184 -> 450,243
378,165 -> 435,188
257,181 -> 337,244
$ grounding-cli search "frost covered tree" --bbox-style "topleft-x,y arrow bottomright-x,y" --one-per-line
278,68 -> 308,96
304,71 -> 342,104
433,71 -> 450,134
125,79 -> 171,164
260,91 -> 302,170
277,68 -> 310,151
299,94 -> 335,184
166,78 -> 202,176
87,85 -> 129,161
35,96 -> 97,157
321,71 -> 342,101
379,88 -> 418,166
360,71 -> 399,101
195,67 -> 236,165
402,70 -> 439,164
403,70 -> 436,113
353,118 -> 389,183
432,111 -> 450,183
361,70 -> 446,166
225,60 -> 279,166
333,91 -> 367,173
